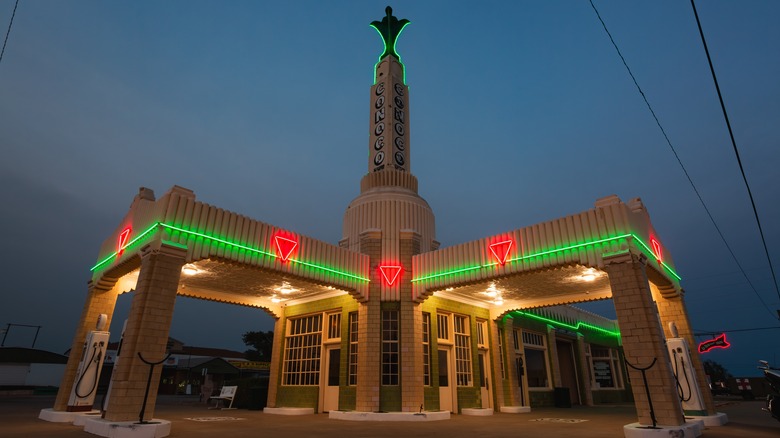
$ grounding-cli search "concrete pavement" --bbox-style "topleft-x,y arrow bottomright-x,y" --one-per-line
3,395 -> 779,438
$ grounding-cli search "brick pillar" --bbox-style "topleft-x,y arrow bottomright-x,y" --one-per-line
654,289 -> 716,415
547,326 -> 562,387
355,231 -> 381,412
399,231 -> 424,412
103,242 -> 186,422
492,317 -> 513,407
605,251 -> 685,426
266,315 -> 285,408
54,278 -> 120,411
576,334 -> 594,406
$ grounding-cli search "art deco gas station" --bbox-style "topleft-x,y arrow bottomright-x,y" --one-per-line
41,7 -> 728,438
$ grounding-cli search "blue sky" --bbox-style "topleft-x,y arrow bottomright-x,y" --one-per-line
0,1 -> 778,377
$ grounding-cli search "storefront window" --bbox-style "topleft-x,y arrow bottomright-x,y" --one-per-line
590,346 -> 622,389
522,331 -> 549,388
282,314 -> 323,386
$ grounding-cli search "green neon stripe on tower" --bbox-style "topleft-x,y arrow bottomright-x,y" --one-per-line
411,233 -> 681,283
90,222 -> 161,271
513,310 -> 621,338
90,222 -> 370,282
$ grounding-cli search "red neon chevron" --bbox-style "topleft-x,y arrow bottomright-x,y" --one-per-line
274,235 -> 298,262
651,238 -> 662,262
117,227 -> 131,255
379,265 -> 403,286
489,240 -> 513,265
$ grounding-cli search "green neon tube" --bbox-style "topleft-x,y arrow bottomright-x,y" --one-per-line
90,222 -> 370,282
513,310 -> 621,338
411,233 -> 681,283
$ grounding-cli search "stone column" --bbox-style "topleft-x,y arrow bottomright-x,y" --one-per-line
576,334 -> 594,406
604,251 -> 684,426
54,278 -> 120,411
654,289 -> 716,415
266,315 -> 286,408
399,231 -> 424,412
493,317 -> 513,407
547,326 -> 562,387
355,230 -> 381,412
102,242 -> 186,422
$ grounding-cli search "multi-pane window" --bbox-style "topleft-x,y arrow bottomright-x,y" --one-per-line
283,314 -> 323,386
590,346 -> 623,389
326,312 -> 341,340
382,310 -> 399,385
437,313 -> 450,341
453,315 -> 472,386
522,331 -> 549,388
497,328 -> 505,379
348,312 -> 358,385
476,320 -> 487,348
422,312 -> 431,386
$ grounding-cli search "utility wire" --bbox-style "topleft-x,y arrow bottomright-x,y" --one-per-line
694,326 -> 780,336
0,0 -> 19,65
588,0 -> 776,321
690,0 -> 780,307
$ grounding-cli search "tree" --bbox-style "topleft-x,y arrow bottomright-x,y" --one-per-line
242,330 -> 274,361
702,359 -> 732,383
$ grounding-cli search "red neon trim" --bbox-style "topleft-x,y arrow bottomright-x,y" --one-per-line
379,265 -> 403,286
274,235 -> 298,262
698,333 -> 730,353
117,227 -> 131,255
651,237 -> 662,262
489,239 -> 513,265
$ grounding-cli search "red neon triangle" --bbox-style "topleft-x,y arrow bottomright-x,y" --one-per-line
379,265 -> 402,286
117,227 -> 131,255
274,236 -> 298,262
651,238 -> 662,262
489,240 -> 513,265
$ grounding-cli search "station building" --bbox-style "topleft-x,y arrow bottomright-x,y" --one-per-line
46,6 -> 721,436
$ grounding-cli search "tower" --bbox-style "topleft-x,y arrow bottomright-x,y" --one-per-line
341,7 -> 437,412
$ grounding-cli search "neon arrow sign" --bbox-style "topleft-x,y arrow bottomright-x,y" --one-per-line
698,333 -> 730,353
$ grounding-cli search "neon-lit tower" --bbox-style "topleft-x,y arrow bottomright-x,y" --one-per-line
341,7 -> 436,412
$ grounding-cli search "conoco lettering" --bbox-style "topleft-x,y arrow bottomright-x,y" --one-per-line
375,95 -> 385,108
374,136 -> 385,150
375,107 -> 385,123
375,123 -> 385,136
375,82 -> 385,95
394,108 -> 404,124
394,123 -> 404,136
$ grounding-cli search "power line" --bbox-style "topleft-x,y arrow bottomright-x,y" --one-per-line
689,0 -> 780,308
587,0 -> 776,321
0,0 -> 20,65
694,326 -> 780,336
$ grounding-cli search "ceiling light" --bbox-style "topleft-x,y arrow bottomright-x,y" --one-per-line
181,264 -> 199,276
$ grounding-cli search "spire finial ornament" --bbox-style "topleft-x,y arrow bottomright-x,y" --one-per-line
370,6 -> 410,61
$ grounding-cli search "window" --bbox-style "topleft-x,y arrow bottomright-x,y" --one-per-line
348,312 -> 358,385
422,312 -> 431,386
326,312 -> 341,341
497,328 -> 505,379
476,320 -> 487,348
454,315 -> 472,386
382,310 -> 399,385
522,331 -> 549,388
282,314 -> 323,386
437,313 -> 450,341
590,346 -> 623,389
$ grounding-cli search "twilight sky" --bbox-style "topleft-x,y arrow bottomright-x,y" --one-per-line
0,1 -> 778,377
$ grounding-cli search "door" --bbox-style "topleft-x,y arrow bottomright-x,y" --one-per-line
478,351 -> 492,409
556,340 -> 581,405
438,347 -> 455,412
322,346 -> 340,412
